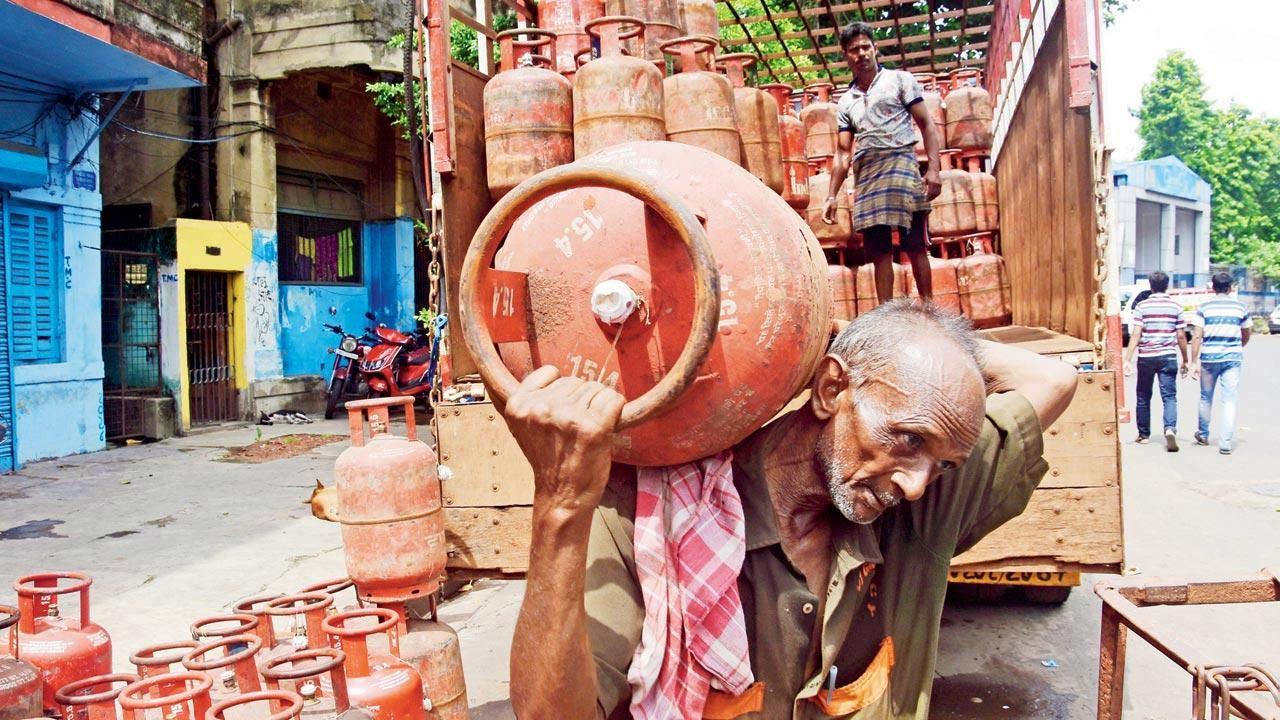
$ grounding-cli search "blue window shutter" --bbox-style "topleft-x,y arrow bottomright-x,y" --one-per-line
7,203 -> 61,363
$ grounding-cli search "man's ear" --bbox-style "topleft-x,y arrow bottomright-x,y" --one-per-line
810,354 -> 850,421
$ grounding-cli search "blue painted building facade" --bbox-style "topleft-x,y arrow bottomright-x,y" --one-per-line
0,2 -> 201,470
1112,156 -> 1213,288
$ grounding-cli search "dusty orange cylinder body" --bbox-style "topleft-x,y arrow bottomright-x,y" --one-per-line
0,605 -> 42,720
574,17 -> 666,158
911,73 -> 945,161
828,263 -> 856,321
801,83 -> 839,160
854,263 -> 908,313
805,158 -> 851,248
536,0 -> 603,75
903,257 -> 963,314
12,574 -> 111,715
761,84 -> 809,208
957,244 -> 1011,328
968,161 -> 999,233
676,0 -> 718,36
488,141 -> 831,466
484,31 -> 574,200
323,610 -> 426,720
400,619 -> 468,720
930,151 -> 976,237
55,673 -> 138,720
945,69 -> 993,153
661,37 -> 741,164
334,399 -> 445,605
604,0 -> 677,66
719,54 -> 782,192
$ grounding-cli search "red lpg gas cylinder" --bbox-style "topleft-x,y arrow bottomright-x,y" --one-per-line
675,0 -> 717,36
181,634 -> 263,702
323,610 -> 425,720
661,36 -> 741,164
335,397 -> 445,604
536,0 -> 603,75
459,140 -> 830,466
298,578 -> 363,613
854,263 -> 908,315
261,648 -> 352,719
957,240 -> 1012,329
828,260 -> 856,322
718,53 -> 783,192
391,616 -> 468,720
116,671 -> 212,720
207,690 -> 305,720
944,68 -> 993,153
573,16 -> 666,158
800,82 -> 839,160
484,30 -> 574,200
0,605 -> 42,720
904,257 -> 962,314
262,593 -> 336,661
13,573 -> 111,714
54,673 -> 138,720
128,640 -> 199,708
805,157 -> 851,248
911,73 -> 946,162
964,156 -> 999,233
760,83 -> 809,208
930,150 -> 976,237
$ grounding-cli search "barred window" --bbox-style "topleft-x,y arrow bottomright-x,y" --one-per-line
278,213 -> 362,284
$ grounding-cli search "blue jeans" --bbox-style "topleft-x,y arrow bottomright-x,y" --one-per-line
1135,355 -> 1178,437
1198,361 -> 1241,451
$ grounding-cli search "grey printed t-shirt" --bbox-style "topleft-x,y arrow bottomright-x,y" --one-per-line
836,68 -> 924,152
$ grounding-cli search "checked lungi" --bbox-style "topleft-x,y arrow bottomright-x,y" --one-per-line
851,147 -> 931,231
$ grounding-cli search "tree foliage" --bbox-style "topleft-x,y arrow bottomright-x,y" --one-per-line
1136,51 -> 1280,275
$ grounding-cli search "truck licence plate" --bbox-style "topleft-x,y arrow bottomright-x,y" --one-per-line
947,570 -> 1080,587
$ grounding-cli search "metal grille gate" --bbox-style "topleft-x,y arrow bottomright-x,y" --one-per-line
101,250 -> 163,441
185,271 -> 238,424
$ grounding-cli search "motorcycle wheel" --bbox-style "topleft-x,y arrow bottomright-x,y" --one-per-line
324,377 -> 344,420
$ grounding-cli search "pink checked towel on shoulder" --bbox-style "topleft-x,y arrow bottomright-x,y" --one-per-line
627,451 -> 754,719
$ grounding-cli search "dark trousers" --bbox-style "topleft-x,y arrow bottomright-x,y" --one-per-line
1135,355 -> 1178,437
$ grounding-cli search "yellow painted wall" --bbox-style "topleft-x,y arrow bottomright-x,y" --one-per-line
175,219 -> 253,430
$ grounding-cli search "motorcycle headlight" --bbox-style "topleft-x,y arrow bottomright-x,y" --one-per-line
340,337 -> 358,353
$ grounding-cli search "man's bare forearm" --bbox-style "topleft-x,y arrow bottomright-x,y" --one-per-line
977,339 -> 1078,428
510,503 -> 600,719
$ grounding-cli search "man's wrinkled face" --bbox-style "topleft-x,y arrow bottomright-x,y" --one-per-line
815,343 -> 986,524
843,35 -> 877,74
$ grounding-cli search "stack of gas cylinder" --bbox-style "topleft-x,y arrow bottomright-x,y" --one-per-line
2,571 -> 465,719
4,398 -> 466,720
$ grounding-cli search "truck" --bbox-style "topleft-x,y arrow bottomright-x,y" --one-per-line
420,0 -> 1123,602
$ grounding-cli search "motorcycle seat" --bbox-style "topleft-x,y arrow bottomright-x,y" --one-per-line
375,326 -> 412,345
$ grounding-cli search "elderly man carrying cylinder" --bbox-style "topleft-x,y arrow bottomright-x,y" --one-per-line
504,300 -> 1077,719
822,22 -> 944,304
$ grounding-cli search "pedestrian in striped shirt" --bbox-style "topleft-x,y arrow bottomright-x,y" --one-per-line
1124,271 -> 1188,451
1189,272 -> 1251,454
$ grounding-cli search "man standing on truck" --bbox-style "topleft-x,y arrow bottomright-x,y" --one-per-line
1124,270 -> 1188,451
1188,271 -> 1251,455
504,301 -> 1077,719
822,22 -> 943,303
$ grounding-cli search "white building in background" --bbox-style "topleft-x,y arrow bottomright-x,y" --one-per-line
1112,156 -> 1212,288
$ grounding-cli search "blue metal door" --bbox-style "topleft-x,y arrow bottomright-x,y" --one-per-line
0,194 -> 16,472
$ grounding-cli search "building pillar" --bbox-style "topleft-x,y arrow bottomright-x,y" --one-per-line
1195,203 -> 1212,287
1159,202 -> 1176,274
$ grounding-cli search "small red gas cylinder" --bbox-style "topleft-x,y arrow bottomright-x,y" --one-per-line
661,36 -> 741,164
261,648 -> 352,719
298,578 -> 364,613
760,83 -> 809,208
460,141 -> 831,466
957,239 -> 1012,329
0,605 -> 42,720
800,82 -> 838,160
378,606 -> 468,720
944,68 -> 993,153
965,156 -> 999,233
261,594 -> 336,668
335,397 -> 445,604
903,257 -> 963,315
116,671 -> 212,720
930,150 -> 977,237
54,673 -> 138,720
128,640 -> 199,707
323,609 -> 426,720
718,53 -> 783,193
181,633 -> 263,702
13,573 -> 111,715
207,690 -> 305,720
573,16 -> 666,158
484,29 -> 574,201
536,0 -> 604,75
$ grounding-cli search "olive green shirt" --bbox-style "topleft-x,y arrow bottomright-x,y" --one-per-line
584,391 -> 1047,719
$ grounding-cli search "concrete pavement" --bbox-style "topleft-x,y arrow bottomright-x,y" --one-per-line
3,339 -> 1278,718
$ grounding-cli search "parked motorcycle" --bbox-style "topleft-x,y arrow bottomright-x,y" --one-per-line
358,313 -> 447,406
322,322 -> 377,419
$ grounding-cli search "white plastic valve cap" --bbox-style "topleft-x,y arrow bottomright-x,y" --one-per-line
590,279 -> 638,324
